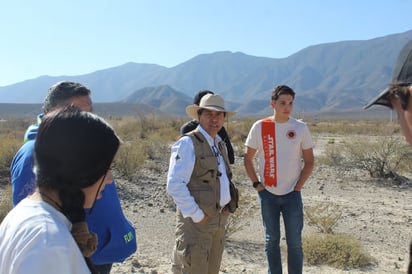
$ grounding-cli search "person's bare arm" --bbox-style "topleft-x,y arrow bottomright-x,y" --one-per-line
294,148 -> 315,191
244,146 -> 264,191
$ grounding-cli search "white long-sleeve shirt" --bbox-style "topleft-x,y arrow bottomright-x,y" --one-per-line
166,126 -> 231,223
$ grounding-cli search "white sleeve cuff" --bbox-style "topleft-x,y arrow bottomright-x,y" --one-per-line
189,208 -> 205,223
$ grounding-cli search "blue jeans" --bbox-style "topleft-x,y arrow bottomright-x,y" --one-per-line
258,189 -> 304,274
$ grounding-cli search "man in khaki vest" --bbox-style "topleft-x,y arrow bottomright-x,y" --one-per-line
166,93 -> 236,274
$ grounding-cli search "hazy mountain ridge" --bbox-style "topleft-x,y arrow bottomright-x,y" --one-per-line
1,29 -> 412,117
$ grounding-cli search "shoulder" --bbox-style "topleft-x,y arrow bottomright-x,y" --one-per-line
289,117 -> 308,127
173,135 -> 194,151
6,202 -> 71,243
24,124 -> 39,142
12,140 -> 35,166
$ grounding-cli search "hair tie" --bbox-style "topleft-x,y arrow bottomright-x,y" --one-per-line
71,222 -> 98,257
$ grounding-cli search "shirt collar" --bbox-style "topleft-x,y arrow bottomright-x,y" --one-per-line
197,125 -> 222,146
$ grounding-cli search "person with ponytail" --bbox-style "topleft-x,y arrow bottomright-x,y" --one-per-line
10,81 -> 136,273
0,107 -> 120,274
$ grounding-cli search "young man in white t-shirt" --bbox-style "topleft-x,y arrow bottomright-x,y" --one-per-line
244,85 -> 315,274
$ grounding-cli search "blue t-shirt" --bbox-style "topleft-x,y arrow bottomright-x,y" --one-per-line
10,120 -> 137,264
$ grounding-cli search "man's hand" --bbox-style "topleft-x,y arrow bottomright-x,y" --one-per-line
256,183 -> 265,192
196,214 -> 209,224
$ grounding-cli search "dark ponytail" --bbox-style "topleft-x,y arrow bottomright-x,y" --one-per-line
34,106 -> 120,273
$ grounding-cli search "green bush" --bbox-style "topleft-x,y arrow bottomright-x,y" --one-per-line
303,233 -> 375,269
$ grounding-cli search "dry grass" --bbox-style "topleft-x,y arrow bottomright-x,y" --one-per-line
0,115 -> 409,271
0,185 -> 12,224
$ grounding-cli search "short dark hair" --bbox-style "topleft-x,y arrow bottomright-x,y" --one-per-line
43,81 -> 91,113
271,85 -> 295,101
193,90 -> 214,105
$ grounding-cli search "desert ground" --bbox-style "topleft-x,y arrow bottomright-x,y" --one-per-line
110,135 -> 412,274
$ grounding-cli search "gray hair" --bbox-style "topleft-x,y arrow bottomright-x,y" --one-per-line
43,81 -> 91,113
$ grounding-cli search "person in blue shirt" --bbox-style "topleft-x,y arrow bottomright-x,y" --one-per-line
10,81 -> 137,274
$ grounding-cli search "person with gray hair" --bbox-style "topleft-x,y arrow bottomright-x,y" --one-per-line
10,81 -> 137,274
24,81 -> 93,142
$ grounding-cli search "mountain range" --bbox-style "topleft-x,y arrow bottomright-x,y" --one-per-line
1,29 -> 412,118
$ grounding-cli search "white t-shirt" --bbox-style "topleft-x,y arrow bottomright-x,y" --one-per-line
245,117 -> 313,195
0,198 -> 90,274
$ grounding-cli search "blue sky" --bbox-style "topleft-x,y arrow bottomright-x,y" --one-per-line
0,0 -> 411,86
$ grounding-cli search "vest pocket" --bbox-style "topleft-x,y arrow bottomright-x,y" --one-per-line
195,156 -> 218,179
190,186 -> 218,217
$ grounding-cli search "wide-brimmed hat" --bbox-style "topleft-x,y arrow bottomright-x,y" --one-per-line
364,40 -> 412,109
186,94 -> 236,120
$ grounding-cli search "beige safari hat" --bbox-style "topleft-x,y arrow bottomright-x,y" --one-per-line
186,94 -> 236,120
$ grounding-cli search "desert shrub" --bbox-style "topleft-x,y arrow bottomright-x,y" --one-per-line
225,188 -> 258,237
303,201 -> 375,269
309,120 -> 396,136
303,233 -> 375,269
115,142 -> 146,181
228,118 -> 255,144
316,143 -> 345,166
319,134 -> 412,181
305,202 -> 342,234
110,115 -> 179,180
0,136 -> 22,182
0,118 -> 31,140
343,135 -> 412,178
0,185 -> 12,224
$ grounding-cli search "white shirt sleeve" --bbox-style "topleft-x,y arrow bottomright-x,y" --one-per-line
301,123 -> 313,150
166,136 -> 205,223
245,120 -> 260,149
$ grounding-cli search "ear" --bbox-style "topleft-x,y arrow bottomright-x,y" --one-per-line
270,100 -> 275,108
409,86 -> 412,95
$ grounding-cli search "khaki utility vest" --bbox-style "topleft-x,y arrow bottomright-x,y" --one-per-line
186,130 -> 232,217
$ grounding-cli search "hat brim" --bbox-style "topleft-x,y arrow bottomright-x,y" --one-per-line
186,105 -> 236,120
363,87 -> 391,109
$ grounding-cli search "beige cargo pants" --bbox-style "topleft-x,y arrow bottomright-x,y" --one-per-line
172,209 -> 229,274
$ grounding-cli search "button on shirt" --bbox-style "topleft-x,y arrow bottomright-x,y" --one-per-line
166,126 -> 231,223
